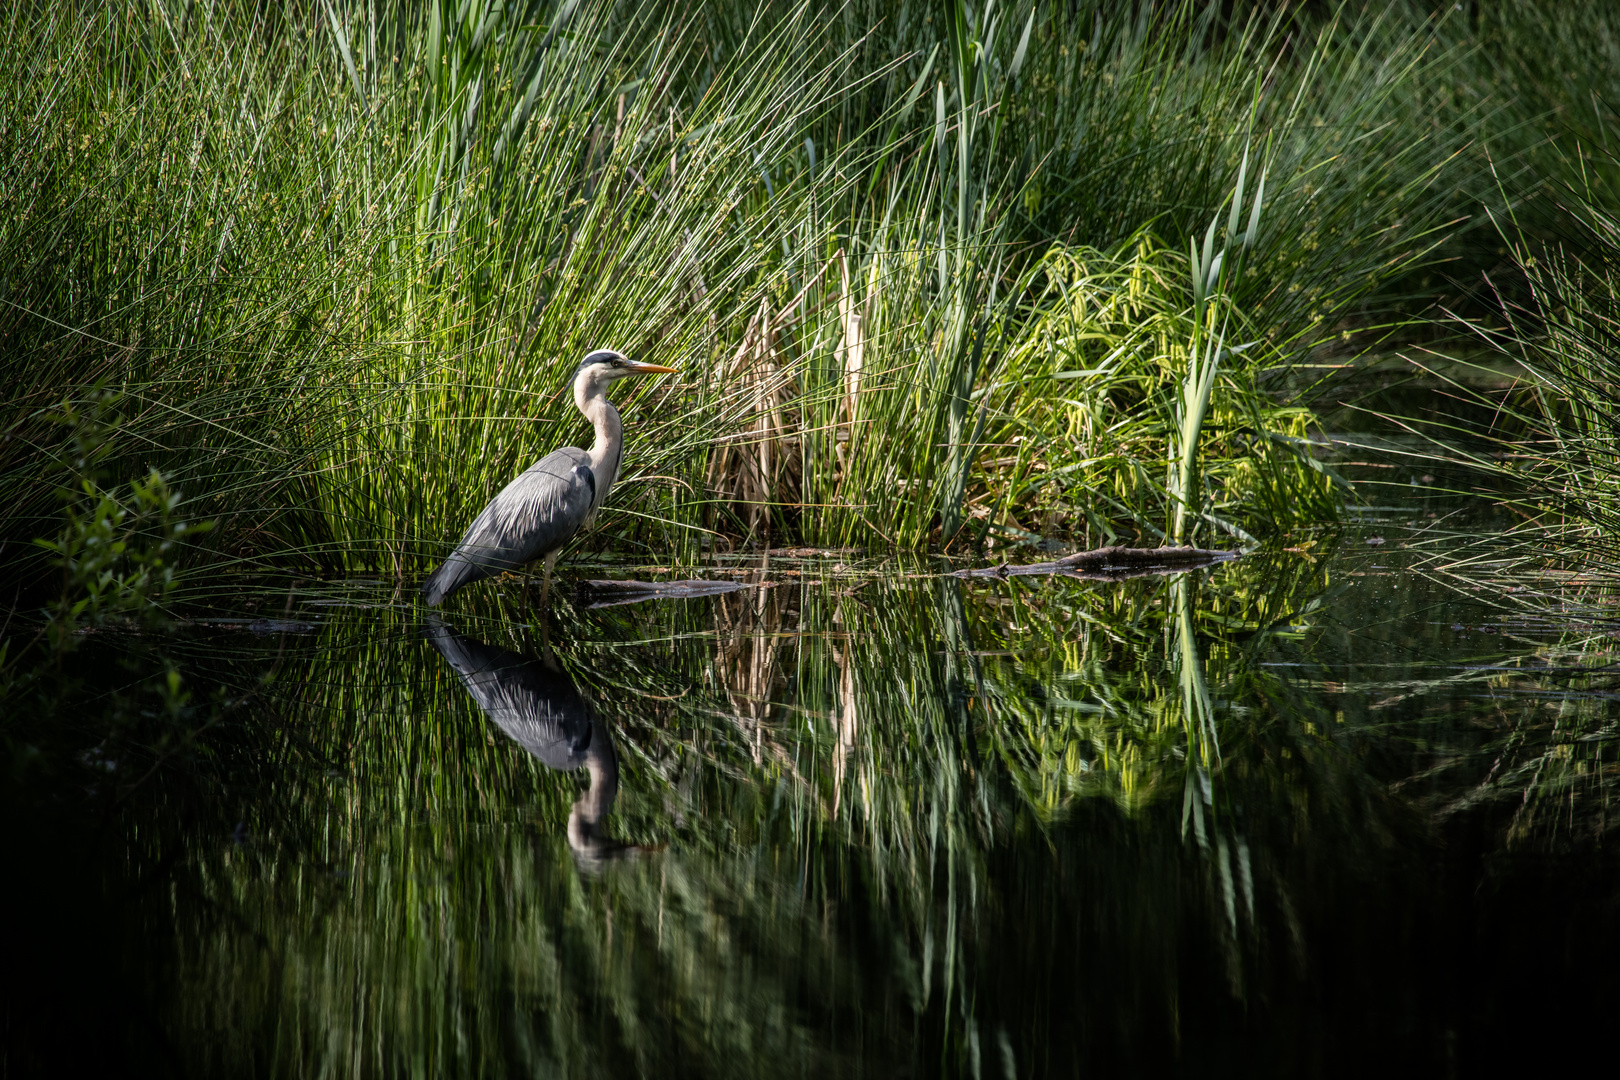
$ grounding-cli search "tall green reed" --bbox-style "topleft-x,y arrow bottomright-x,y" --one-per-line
1173,141 -> 1266,544
1376,3 -> 1620,547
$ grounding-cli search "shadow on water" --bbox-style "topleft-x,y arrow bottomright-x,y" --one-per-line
4,537 -> 1620,1076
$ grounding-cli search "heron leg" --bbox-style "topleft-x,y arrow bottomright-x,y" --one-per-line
540,550 -> 560,608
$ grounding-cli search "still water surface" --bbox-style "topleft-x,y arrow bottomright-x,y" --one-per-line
6,529 -> 1618,1076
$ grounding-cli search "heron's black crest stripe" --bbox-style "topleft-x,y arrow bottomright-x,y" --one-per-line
577,348 -> 625,374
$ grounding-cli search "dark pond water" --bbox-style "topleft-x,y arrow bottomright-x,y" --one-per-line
5,525 -> 1619,1077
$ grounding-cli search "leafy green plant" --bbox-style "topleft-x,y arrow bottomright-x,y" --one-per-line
32,391 -> 215,650
955,234 -> 1343,550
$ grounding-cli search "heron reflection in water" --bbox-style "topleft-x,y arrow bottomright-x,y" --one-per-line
425,619 -> 634,865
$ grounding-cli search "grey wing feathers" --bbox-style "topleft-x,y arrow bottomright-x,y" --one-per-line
421,447 -> 596,605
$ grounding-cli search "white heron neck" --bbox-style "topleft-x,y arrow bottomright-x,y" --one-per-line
575,386 -> 623,511
568,734 -> 619,854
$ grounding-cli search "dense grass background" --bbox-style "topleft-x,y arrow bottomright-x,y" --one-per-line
7,0 -> 1620,597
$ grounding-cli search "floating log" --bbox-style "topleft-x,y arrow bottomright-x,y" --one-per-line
953,545 -> 1242,581
577,578 -> 752,609
247,618 -> 319,635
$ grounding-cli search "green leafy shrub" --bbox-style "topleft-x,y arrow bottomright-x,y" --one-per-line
31,391 -> 215,649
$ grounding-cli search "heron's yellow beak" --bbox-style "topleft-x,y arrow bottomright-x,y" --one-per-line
627,361 -> 678,374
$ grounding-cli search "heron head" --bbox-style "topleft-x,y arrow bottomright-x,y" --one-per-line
574,348 -> 677,390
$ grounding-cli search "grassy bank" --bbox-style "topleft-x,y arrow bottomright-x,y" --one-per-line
7,0 -> 1612,594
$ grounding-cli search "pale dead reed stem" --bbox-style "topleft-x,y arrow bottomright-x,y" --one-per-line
835,247 -> 865,480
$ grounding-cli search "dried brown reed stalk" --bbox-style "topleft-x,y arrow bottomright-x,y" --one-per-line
704,251 -> 869,537
705,296 -> 803,534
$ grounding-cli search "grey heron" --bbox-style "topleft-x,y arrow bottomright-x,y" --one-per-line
421,349 -> 676,606
424,619 -> 629,864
